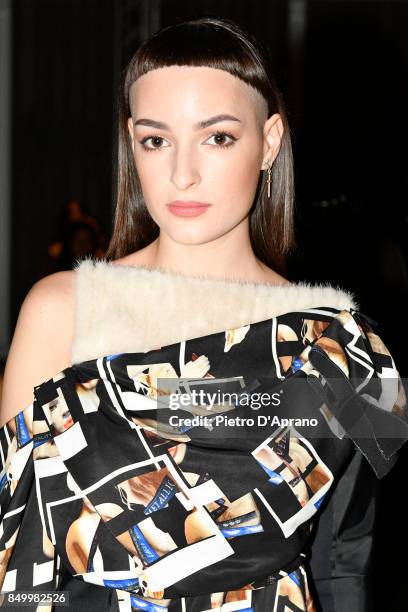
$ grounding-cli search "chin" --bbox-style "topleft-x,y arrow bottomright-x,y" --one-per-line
165,227 -> 221,245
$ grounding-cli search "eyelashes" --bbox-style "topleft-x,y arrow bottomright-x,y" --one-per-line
137,130 -> 238,152
206,131 -> 237,148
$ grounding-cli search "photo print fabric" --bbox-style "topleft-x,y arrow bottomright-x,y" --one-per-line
1,307 -> 407,611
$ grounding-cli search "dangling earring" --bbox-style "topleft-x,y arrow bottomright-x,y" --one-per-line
266,163 -> 272,198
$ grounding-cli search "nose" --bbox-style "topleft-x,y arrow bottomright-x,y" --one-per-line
170,143 -> 200,190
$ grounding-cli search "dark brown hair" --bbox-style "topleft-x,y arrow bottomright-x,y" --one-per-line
106,17 -> 296,272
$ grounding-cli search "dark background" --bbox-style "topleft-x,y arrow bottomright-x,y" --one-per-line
5,0 -> 408,609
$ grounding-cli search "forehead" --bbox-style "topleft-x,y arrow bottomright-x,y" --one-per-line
128,65 -> 267,122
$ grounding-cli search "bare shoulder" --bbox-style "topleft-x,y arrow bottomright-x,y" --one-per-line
31,269 -> 75,303
0,270 -> 76,427
24,269 -> 76,309
18,270 -> 76,341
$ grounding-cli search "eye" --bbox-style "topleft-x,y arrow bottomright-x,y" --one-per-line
204,131 -> 237,148
138,130 -> 237,152
138,135 -> 169,152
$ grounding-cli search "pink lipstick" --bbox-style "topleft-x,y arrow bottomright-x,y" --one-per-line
167,200 -> 211,217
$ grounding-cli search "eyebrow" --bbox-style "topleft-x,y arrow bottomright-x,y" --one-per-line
133,113 -> 242,130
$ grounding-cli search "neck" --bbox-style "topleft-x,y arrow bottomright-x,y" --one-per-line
123,227 -> 288,285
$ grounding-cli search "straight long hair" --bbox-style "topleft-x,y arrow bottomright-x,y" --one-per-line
106,17 -> 296,272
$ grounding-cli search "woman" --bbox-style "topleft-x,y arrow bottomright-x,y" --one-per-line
1,17 -> 407,612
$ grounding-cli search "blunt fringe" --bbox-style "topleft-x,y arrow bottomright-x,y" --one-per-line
106,17 -> 296,272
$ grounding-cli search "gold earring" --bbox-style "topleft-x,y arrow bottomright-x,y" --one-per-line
266,163 -> 272,198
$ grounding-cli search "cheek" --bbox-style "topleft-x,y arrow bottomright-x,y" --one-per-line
213,148 -> 261,210
53,413 -> 63,429
133,151 -> 164,205
135,157 -> 158,196
235,155 -> 262,194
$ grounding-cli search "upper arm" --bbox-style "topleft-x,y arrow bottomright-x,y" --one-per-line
0,270 -> 76,427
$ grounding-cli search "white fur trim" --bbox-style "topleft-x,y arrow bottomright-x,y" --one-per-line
71,257 -> 358,364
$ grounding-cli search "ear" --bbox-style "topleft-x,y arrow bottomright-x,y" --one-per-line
261,113 -> 284,170
127,117 -> 135,152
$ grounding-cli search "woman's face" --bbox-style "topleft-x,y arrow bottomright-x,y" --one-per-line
127,65 -> 282,245
49,399 -> 73,433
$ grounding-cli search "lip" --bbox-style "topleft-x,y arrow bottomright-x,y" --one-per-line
167,200 -> 211,217
63,417 -> 74,430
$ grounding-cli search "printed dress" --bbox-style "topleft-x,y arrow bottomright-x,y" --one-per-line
0,306 -> 407,611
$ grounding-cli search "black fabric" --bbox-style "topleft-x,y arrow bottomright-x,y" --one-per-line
310,451 -> 379,611
0,306 -> 406,611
